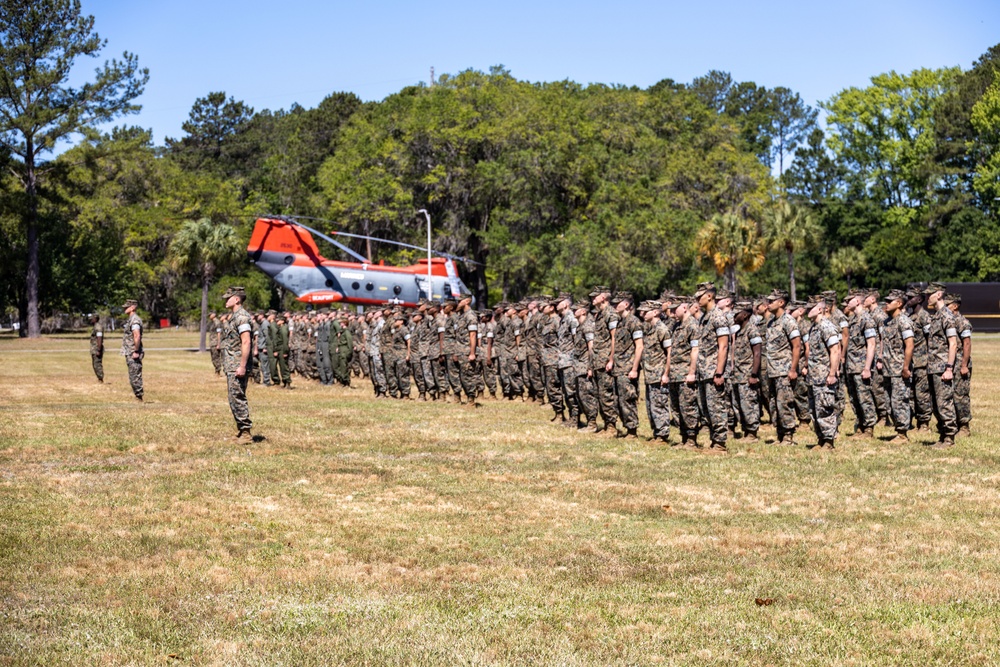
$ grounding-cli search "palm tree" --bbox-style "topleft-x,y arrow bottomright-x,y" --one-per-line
829,246 -> 868,290
169,218 -> 243,352
765,199 -> 822,302
696,211 -> 767,293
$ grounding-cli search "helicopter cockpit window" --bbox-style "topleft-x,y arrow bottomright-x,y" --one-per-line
284,255 -> 294,265
351,281 -> 360,290
325,279 -> 334,288
393,285 -> 402,295
365,282 -> 374,291
443,283 -> 453,297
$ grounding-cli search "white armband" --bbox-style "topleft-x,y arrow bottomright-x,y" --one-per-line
608,321 -> 618,330
789,330 -> 800,339
131,324 -> 141,331
826,335 -> 839,348
960,330 -> 971,339
716,327 -> 730,336
468,324 -> 478,331
632,330 -> 643,340
95,331 -> 103,337
690,339 -> 700,348
902,330 -> 913,340
749,336 -> 762,346
731,324 -> 741,334
585,333 -> 594,342
864,328 -> 877,339
945,327 -> 957,338
238,323 -> 252,334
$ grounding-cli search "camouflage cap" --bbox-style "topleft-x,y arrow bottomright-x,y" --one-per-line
866,288 -> 881,299
716,287 -> 733,301
923,281 -> 946,295
942,292 -> 961,305
444,296 -> 458,305
122,298 -> 138,309
588,285 -> 611,298
222,285 -> 246,300
611,291 -> 633,306
637,300 -> 659,312
572,300 -> 590,311
266,309 -> 277,316
790,300 -> 808,311
886,288 -> 907,303
734,299 -> 753,311
693,281 -> 716,298
847,288 -> 866,299
766,288 -> 789,302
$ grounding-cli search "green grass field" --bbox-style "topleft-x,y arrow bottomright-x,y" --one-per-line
1,330 -> 999,665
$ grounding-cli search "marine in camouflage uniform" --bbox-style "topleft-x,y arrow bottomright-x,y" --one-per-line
380,308 -> 399,398
789,302 -> 812,426
431,305 -> 452,400
844,292 -> 878,437
368,311 -> 388,397
389,314 -> 412,398
555,297 -> 580,425
764,289 -> 802,444
89,315 -> 105,382
417,307 -> 438,400
572,302 -> 598,429
249,316 -> 262,384
907,293 -> 933,430
446,301 -> 467,400
522,301 -> 545,402
479,311 -> 498,399
455,297 -> 480,403
256,314 -> 272,386
948,295 -> 973,435
590,287 -> 620,433
209,313 -> 223,375
865,291 -> 890,423
120,299 -> 144,401
669,299 -> 701,446
498,306 -> 523,399
925,282 -> 959,446
694,283 -> 730,452
804,299 -> 842,448
640,301 -> 671,442
729,301 -> 762,441
611,293 -> 644,439
221,287 -> 254,438
539,301 -> 564,419
879,289 -> 914,441
752,299 -> 774,425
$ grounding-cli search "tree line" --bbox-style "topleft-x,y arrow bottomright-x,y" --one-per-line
2,0 -> 998,340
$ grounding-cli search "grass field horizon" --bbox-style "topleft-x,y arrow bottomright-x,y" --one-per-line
2,330 -> 999,665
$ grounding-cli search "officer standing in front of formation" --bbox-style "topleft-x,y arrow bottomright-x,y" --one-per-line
764,289 -> 801,445
878,289 -> 914,443
89,314 -> 104,383
220,286 -> 254,441
804,295 -> 842,449
947,293 -> 973,436
120,299 -> 144,401
611,292 -> 644,439
639,300 -> 671,444
924,282 -> 959,448
694,282 -> 730,453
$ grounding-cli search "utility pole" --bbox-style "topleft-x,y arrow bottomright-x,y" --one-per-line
430,66 -> 435,87
418,209 -> 432,299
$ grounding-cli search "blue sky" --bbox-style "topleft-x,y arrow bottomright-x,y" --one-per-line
80,0 -> 999,145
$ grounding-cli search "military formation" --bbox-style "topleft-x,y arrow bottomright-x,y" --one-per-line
99,281 -> 974,451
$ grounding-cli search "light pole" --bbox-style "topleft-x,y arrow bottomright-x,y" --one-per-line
418,209 -> 432,300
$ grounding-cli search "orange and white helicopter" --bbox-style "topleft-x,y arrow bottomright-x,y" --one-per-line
246,215 -> 475,307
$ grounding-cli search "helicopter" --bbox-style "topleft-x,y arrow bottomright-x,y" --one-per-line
246,216 -> 475,307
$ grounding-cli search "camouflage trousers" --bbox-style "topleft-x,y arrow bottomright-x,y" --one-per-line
499,355 -> 523,398
410,358 -> 428,397
369,354 -> 387,396
670,381 -> 700,441
593,369 -> 619,429
699,380 -> 729,446
392,358 -> 411,398
126,355 -> 144,399
731,381 -> 760,436
910,367 -> 932,427
258,351 -> 272,386
613,374 -> 640,430
794,373 -> 811,424
227,372 -> 252,433
458,358 -> 479,400
871,366 -> 889,421
808,382 -> 839,442
645,382 -> 670,439
481,359 -> 498,397
955,369 -> 971,428
884,375 -> 911,434
416,358 -> 437,397
350,349 -> 366,377
317,349 -> 333,385
210,347 -> 222,374
929,372 -> 958,438
767,376 -> 798,439
558,367 -> 579,421
543,364 -> 564,413
525,355 -> 544,399
845,373 -> 877,431
383,353 -> 399,397
447,356 -> 464,396
574,372 -> 598,425
431,356 -> 450,396
758,372 -> 773,423
91,353 -> 104,382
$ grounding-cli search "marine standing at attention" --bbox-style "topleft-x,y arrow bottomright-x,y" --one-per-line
89,315 -> 104,383
222,286 -> 254,441
121,299 -> 144,401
